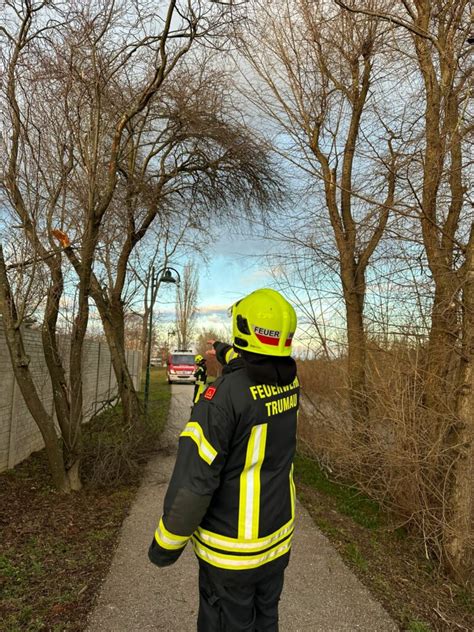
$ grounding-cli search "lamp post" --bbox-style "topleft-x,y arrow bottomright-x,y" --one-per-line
167,328 -> 176,352
144,266 -> 180,416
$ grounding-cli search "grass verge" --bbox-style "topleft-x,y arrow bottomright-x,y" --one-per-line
294,453 -> 473,632
0,368 -> 170,632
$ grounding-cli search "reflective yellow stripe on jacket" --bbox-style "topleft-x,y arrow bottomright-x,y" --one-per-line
180,421 -> 217,465
290,462 -> 295,517
195,518 -> 294,553
192,455 -> 296,570
191,534 -> 293,570
193,382 -> 206,404
155,518 -> 190,550
238,423 -> 268,539
225,348 -> 240,363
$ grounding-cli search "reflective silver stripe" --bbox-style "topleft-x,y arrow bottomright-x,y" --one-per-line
180,422 -> 217,465
196,520 -> 294,552
192,535 -> 293,570
155,518 -> 190,550
238,423 -> 268,539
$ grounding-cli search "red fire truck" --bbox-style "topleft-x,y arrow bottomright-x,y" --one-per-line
167,349 -> 196,384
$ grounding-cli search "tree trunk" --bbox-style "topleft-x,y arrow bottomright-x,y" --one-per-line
423,271 -> 460,413
0,246 -> 70,492
443,226 -> 474,587
341,263 -> 369,435
411,5 -> 470,582
97,293 -> 143,427
106,314 -> 143,426
13,361 -> 69,492
40,261 -> 83,490
67,221 -> 100,486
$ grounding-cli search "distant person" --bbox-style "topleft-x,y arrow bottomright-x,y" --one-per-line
193,354 -> 207,403
149,288 -> 299,631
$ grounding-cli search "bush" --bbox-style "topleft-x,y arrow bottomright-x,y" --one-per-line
81,369 -> 170,487
297,343 -> 473,573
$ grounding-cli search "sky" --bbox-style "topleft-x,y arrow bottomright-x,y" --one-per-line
155,231 -> 278,339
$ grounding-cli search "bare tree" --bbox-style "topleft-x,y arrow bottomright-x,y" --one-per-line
0,1 -> 82,490
237,0 -> 398,432
0,245 -> 70,491
0,0 -> 258,489
61,53 -> 280,427
334,0 -> 473,584
175,263 -> 199,349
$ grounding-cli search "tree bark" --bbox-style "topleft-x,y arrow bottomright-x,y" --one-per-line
41,265 -> 82,489
0,246 -> 70,492
301,20 -> 395,435
101,296 -> 143,427
443,225 -> 474,587
341,262 -> 369,431
423,272 -> 460,412
63,232 -> 144,428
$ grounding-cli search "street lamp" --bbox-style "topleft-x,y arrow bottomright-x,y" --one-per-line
144,266 -> 181,416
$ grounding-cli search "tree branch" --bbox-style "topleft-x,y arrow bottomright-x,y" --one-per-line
333,0 -> 442,53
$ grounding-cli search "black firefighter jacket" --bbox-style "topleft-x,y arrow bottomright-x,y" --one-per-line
149,351 -> 299,578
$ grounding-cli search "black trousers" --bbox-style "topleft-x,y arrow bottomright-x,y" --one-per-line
197,563 -> 285,632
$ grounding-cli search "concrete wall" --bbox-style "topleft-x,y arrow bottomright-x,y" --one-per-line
0,320 -> 141,472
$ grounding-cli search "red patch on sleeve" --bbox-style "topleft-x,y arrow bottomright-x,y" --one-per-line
204,386 -> 217,400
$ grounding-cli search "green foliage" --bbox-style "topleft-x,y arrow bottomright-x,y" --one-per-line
312,516 -> 343,538
345,542 -> 368,571
0,553 -> 17,579
0,541 -> 46,601
140,368 -> 172,434
406,620 -> 432,632
455,587 -> 474,614
294,454 -> 382,529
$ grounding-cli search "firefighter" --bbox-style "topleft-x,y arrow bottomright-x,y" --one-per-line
149,288 -> 299,631
193,354 -> 208,403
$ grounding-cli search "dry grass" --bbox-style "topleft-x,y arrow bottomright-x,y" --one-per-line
297,346 -> 473,586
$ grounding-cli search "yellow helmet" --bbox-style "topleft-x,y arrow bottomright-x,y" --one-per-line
230,288 -> 297,357
195,354 -> 204,364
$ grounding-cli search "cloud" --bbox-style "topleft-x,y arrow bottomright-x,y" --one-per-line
240,268 -> 273,287
196,304 -> 229,315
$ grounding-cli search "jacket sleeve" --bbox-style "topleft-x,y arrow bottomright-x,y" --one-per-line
148,389 -> 234,568
213,341 -> 239,366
